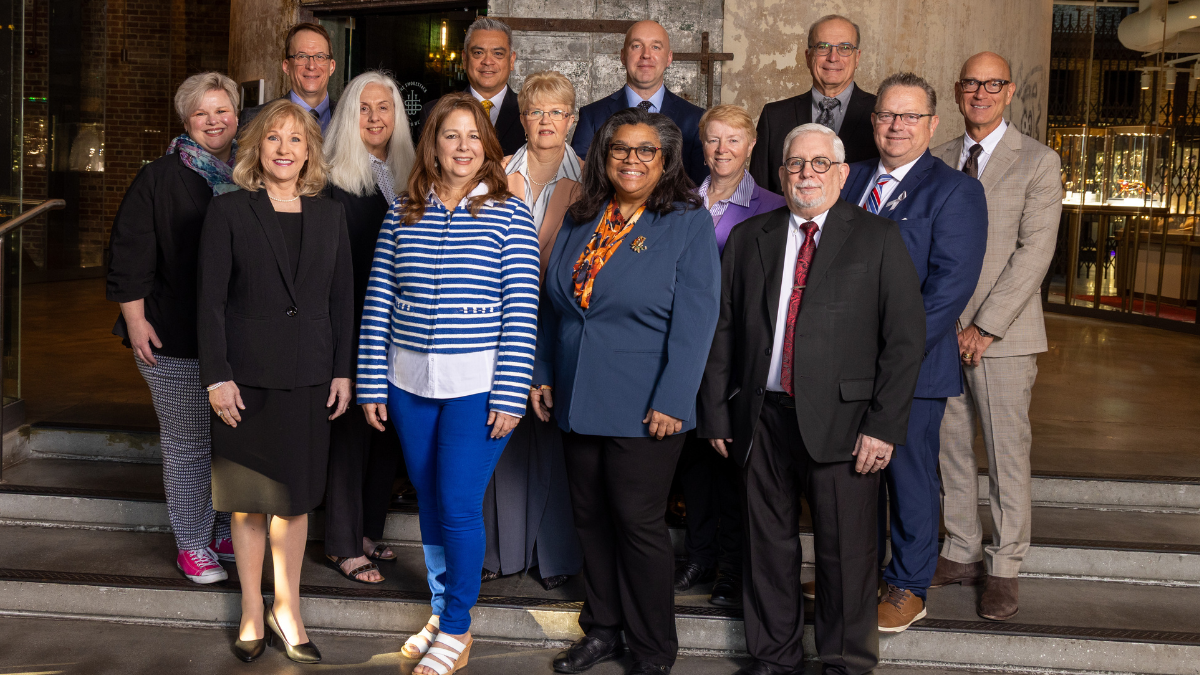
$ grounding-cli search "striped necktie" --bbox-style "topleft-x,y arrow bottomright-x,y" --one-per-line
865,173 -> 895,214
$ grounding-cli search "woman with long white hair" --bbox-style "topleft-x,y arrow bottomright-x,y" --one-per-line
321,70 -> 416,587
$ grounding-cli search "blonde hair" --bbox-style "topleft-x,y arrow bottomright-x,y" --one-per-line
174,72 -> 241,128
517,71 -> 577,113
698,104 -> 756,142
324,71 -> 416,198
233,99 -> 327,196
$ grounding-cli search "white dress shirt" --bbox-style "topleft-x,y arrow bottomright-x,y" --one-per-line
858,154 -> 923,211
505,144 -> 582,234
388,182 -> 499,399
469,85 -> 507,126
766,209 -> 829,392
957,119 -> 1007,178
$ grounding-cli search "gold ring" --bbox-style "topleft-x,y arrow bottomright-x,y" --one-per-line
962,352 -> 973,360
217,410 -> 225,418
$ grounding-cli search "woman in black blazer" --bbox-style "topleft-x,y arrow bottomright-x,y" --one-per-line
106,72 -> 242,586
198,99 -> 354,664
319,71 -> 416,588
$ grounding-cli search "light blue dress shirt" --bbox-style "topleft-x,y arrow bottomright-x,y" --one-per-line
623,84 -> 667,113
288,91 -> 332,134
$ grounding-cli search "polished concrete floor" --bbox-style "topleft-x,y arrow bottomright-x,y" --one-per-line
16,277 -> 1200,477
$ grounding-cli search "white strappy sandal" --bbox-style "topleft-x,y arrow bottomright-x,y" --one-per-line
400,615 -> 439,659
416,632 -> 472,674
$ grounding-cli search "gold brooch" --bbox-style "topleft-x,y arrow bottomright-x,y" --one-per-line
630,236 -> 647,253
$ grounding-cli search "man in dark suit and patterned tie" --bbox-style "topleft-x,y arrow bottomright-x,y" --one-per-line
699,122 -> 925,675
417,17 -> 525,155
571,20 -> 708,185
749,14 -> 878,195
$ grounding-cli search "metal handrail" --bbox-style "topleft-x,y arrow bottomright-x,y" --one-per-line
0,198 -> 66,478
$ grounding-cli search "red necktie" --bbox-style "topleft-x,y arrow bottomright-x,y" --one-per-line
780,221 -> 819,396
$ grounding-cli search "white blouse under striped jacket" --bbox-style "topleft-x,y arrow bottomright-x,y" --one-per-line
356,183 -> 541,418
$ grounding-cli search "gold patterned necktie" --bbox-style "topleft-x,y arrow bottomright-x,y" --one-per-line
480,99 -> 494,117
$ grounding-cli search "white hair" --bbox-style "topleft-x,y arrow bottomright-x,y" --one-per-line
781,123 -> 846,164
324,71 -> 416,198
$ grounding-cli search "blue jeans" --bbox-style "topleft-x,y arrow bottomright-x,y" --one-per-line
387,384 -> 511,634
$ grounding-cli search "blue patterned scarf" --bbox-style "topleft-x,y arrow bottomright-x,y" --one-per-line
166,134 -> 239,195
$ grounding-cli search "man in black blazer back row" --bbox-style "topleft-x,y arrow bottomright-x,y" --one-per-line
418,17 -> 525,155
749,14 -> 878,195
699,123 -> 925,675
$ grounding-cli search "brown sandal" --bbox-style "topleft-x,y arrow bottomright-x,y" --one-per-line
367,542 -> 397,561
325,555 -> 384,584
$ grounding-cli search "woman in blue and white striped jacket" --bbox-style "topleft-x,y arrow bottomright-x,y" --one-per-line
356,93 -> 539,674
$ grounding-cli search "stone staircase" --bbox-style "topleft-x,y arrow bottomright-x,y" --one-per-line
1,424 -> 1198,674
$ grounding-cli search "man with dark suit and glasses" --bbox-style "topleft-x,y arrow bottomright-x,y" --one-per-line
241,22 -> 338,134
571,20 -> 708,186
417,17 -> 525,155
749,14 -> 878,195
699,122 -> 925,675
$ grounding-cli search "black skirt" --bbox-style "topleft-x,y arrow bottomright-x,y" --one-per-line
211,382 -> 331,516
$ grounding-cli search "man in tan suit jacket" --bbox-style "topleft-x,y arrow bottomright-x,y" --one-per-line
929,52 -> 1062,622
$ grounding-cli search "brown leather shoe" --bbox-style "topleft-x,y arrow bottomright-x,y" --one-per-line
978,575 -> 1019,621
801,581 -> 815,600
929,556 -> 987,589
878,584 -> 926,633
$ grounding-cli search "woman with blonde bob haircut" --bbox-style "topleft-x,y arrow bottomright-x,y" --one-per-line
199,98 -> 355,664
320,70 -> 417,588
357,93 -> 540,674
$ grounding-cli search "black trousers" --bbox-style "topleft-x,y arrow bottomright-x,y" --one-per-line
677,431 -> 743,573
562,432 -> 686,667
324,409 -> 403,558
743,395 -> 880,675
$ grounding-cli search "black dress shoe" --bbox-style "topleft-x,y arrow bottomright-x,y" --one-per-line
732,660 -> 799,675
673,561 -> 716,591
552,635 -> 623,673
708,571 -> 742,607
540,574 -> 570,591
232,634 -> 269,662
265,605 -> 321,664
628,661 -> 671,674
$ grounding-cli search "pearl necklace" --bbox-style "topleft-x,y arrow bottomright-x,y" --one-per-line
267,192 -> 300,203
528,172 -> 557,188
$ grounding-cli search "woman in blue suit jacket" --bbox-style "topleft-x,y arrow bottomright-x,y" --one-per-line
530,106 -> 720,675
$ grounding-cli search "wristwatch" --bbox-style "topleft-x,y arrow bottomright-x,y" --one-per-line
975,326 -> 996,339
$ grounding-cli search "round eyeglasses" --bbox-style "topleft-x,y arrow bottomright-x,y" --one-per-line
783,156 -> 837,174
609,144 -> 661,161
957,78 -> 1012,94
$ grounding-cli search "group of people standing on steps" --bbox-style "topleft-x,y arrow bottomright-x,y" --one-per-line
106,10 -> 1061,675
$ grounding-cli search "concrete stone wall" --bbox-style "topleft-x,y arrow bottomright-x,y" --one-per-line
721,0 -> 1053,145
227,0 -> 303,102
488,0 -> 724,109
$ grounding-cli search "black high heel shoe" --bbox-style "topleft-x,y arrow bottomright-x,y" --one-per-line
232,603 -> 271,662
266,605 -> 322,664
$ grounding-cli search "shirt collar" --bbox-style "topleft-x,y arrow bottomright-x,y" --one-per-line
506,144 -> 583,184
872,152 -> 923,184
789,207 -> 829,231
469,85 -> 508,108
427,181 -> 491,208
624,84 -> 667,112
813,82 -> 855,108
966,119 -> 1007,156
289,90 -> 330,116
698,170 -> 755,208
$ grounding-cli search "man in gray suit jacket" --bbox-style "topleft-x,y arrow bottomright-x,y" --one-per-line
929,52 -> 1062,622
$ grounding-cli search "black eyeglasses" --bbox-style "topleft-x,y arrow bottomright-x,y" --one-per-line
873,111 -> 935,126
609,144 -> 661,161
808,42 -> 857,57
957,78 -> 1011,94
783,156 -> 838,174
288,53 -> 332,65
523,109 -> 572,121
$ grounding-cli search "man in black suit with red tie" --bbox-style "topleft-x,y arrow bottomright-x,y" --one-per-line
699,122 -> 924,675
749,14 -> 878,195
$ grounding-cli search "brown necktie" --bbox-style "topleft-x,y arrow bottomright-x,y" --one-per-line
480,99 -> 495,118
780,221 -> 819,396
962,143 -> 982,179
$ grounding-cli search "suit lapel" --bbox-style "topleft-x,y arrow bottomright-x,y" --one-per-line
845,85 -> 874,126
293,196 -> 323,292
803,202 -> 852,297
586,208 -> 672,308
495,89 -> 521,145
879,151 -> 935,218
979,124 -> 1021,193
174,155 -> 212,213
795,91 -> 814,125
249,190 -> 298,303
843,163 -> 873,207
757,209 -> 791,330
554,214 -> 593,319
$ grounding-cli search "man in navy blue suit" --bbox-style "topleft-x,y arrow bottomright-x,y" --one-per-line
839,72 -> 987,633
571,20 -> 708,186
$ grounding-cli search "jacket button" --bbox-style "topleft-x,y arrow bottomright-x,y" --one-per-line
765,347 -> 772,356
286,306 -> 298,317
756,387 -> 764,396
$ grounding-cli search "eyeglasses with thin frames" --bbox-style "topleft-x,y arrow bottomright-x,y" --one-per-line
783,156 -> 838,174
957,78 -> 1012,94
609,144 -> 661,161
808,42 -> 857,57
523,110 -> 572,121
873,111 -> 935,126
288,53 -> 332,65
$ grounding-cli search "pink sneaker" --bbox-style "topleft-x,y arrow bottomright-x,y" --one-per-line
177,548 -> 228,584
210,537 -> 235,562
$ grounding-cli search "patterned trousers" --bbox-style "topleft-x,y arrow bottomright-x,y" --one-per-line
136,354 -> 231,551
